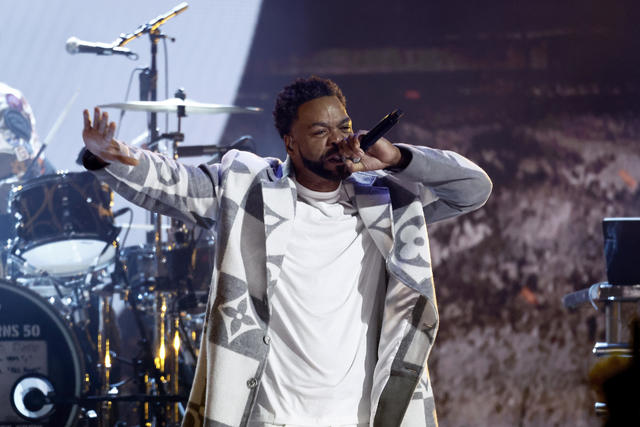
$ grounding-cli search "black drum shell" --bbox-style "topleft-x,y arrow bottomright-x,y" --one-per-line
119,239 -> 214,291
9,171 -> 116,253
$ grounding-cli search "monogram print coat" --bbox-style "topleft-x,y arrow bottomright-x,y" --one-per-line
87,143 -> 492,427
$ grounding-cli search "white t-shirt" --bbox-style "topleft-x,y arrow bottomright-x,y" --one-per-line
252,178 -> 386,426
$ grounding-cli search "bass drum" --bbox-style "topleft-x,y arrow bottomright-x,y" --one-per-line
0,280 -> 84,426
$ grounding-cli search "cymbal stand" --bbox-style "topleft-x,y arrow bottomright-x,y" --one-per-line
167,87 -> 187,245
116,5 -> 189,424
165,88 -> 187,424
129,25 -> 172,427
139,31 -> 172,427
138,29 -> 163,247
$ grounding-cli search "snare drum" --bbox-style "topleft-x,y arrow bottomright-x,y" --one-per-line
0,280 -> 84,426
9,172 -> 118,276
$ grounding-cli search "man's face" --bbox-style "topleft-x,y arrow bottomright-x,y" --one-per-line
285,96 -> 353,187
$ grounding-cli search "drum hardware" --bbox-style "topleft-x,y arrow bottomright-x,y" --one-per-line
153,291 -> 182,423
170,315 -> 181,423
112,251 -> 180,425
178,311 -> 205,364
98,293 -> 114,426
100,237 -> 210,425
19,143 -> 46,184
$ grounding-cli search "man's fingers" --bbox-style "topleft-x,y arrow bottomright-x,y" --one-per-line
350,134 -> 365,157
98,111 -> 109,134
337,137 -> 363,161
345,157 -> 364,173
349,134 -> 361,150
83,106 -> 137,167
105,121 -> 116,142
83,109 -> 91,130
93,107 -> 100,130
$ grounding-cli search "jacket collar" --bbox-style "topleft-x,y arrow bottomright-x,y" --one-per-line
274,155 -> 293,180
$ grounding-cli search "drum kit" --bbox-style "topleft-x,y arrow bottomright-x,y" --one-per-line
0,4 -> 262,426
0,109 -> 257,427
0,165 -> 219,426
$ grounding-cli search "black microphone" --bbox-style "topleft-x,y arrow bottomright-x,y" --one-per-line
65,37 -> 136,57
359,109 -> 404,152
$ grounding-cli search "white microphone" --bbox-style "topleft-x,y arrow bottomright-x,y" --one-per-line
65,36 -> 135,57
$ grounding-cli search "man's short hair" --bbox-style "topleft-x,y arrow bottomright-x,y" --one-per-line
273,76 -> 346,138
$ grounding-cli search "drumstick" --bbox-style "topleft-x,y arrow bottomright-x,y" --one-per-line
23,89 -> 80,177
43,89 -> 80,146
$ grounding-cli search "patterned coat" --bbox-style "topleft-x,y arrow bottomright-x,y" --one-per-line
88,143 -> 492,427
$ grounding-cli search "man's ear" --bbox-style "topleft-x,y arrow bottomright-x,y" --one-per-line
284,135 -> 294,155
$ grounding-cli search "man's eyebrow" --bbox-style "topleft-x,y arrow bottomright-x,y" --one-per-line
308,117 -> 352,128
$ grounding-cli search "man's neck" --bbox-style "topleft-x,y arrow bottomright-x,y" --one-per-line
293,169 -> 340,192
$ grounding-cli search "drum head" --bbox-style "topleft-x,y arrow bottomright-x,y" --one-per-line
21,240 -> 116,276
0,280 -> 83,426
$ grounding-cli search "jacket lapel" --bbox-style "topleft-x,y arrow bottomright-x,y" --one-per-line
260,158 -> 296,295
344,179 -> 394,259
347,174 -> 434,296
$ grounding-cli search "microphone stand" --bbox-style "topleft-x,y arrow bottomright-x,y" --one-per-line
138,31 -> 163,246
137,31 -> 167,427
118,1 -> 188,244
116,4 -> 188,425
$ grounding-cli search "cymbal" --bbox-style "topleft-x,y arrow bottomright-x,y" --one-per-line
99,98 -> 262,115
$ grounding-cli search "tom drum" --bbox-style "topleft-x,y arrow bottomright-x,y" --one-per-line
9,172 -> 118,276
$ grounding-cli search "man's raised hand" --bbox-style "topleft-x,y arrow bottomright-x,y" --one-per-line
82,107 -> 138,166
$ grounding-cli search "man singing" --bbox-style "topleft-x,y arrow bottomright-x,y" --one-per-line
82,76 -> 492,427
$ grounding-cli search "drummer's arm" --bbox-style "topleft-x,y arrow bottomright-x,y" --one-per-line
82,108 -> 219,228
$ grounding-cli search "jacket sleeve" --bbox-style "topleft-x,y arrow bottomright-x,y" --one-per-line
384,143 -> 492,224
83,146 -> 220,229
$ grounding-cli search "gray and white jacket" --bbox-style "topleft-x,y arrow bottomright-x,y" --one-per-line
87,143 -> 492,427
